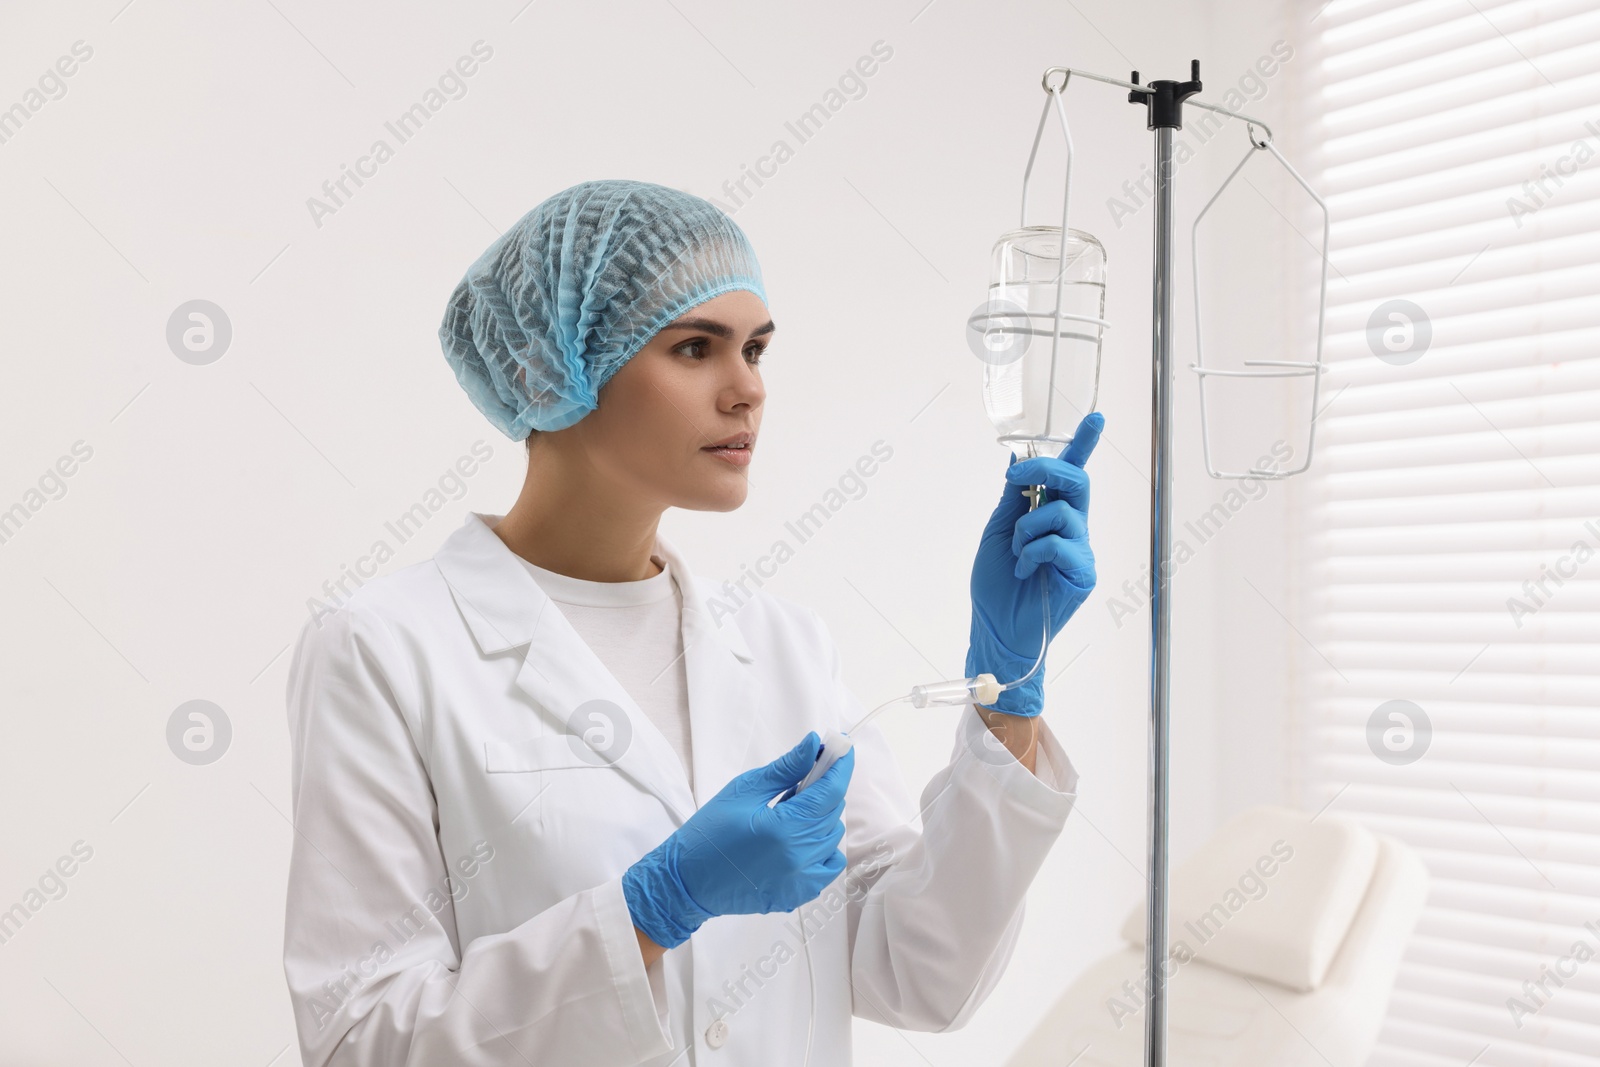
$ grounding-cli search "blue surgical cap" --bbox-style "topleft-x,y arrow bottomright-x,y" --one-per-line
439,179 -> 769,439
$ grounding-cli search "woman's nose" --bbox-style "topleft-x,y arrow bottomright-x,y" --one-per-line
723,357 -> 765,407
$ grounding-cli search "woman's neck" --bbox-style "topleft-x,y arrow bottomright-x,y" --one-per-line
492,449 -> 665,582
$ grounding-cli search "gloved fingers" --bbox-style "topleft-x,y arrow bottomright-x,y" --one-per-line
774,790 -> 851,831
784,797 -> 848,843
1001,412 -> 1102,514
778,748 -> 854,820
986,455 -> 1035,528
740,732 -> 822,799
1014,533 -> 1097,586
1058,412 -> 1105,468
1011,499 -> 1087,557
1006,457 -> 1091,515
790,809 -> 847,858
783,814 -> 847,872
786,790 -> 847,832
797,848 -> 846,890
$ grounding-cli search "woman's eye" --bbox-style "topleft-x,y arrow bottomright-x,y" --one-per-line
674,338 -> 763,364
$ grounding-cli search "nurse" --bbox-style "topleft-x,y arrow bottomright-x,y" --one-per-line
282,179 -> 1103,1066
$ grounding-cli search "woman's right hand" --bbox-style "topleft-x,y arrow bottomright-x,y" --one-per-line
621,732 -> 854,949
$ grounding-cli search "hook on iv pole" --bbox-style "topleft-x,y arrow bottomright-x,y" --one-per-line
1037,62 -> 1278,143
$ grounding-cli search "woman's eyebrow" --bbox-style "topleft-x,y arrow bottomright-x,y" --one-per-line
662,317 -> 777,339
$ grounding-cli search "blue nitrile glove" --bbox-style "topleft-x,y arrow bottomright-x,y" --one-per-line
965,411 -> 1103,717
622,731 -> 854,949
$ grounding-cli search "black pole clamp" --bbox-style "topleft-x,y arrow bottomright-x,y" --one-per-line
1128,60 -> 1202,130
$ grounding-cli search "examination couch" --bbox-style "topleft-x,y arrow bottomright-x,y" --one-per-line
1004,804 -> 1430,1067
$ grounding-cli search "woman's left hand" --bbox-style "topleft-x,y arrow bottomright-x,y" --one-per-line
965,411 -> 1103,717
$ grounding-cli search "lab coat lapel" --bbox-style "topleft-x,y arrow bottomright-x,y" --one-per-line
655,533 -> 760,810
435,513 -> 759,824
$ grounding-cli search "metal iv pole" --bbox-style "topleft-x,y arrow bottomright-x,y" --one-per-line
1018,58 -> 1324,1067
1135,62 -> 1200,1067
1028,60 -> 1200,1067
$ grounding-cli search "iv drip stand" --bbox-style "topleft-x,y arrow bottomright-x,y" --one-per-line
1012,56 -> 1324,1066
1024,60 -> 1281,1067
1136,64 -> 1199,1067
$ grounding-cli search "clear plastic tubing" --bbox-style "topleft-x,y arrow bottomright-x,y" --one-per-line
847,576 -> 1051,735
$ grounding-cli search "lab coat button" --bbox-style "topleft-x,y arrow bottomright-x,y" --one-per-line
705,1018 -> 729,1048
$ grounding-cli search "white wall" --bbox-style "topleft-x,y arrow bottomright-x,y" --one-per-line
0,0 -> 1298,1063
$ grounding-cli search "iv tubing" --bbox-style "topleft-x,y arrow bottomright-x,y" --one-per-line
847,573 -> 1052,735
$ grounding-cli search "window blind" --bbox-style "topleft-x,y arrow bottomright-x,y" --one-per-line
1298,1 -> 1600,1064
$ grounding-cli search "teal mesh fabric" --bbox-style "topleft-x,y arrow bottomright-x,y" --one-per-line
439,179 -> 768,439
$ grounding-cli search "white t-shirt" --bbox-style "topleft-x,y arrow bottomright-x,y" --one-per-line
515,550 -> 694,792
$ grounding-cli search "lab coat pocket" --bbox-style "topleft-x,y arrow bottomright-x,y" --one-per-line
478,734 -> 660,908
484,734 -> 610,773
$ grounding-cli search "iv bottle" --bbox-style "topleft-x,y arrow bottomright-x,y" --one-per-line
976,225 -> 1107,461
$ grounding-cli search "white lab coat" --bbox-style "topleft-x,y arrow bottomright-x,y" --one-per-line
283,511 -> 1080,1066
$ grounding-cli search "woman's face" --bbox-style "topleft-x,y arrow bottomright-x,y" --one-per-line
561,288 -> 772,513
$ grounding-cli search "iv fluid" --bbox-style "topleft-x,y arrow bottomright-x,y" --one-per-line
979,226 -> 1107,455
983,269 -> 1102,437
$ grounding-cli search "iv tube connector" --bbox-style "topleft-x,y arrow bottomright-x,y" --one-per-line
900,565 -> 1053,716
910,674 -> 1001,709
851,510 -> 1057,735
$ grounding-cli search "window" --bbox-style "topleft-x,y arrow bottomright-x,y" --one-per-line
1299,0 -> 1600,1061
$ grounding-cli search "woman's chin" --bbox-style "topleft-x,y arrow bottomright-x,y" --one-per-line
678,477 -> 750,512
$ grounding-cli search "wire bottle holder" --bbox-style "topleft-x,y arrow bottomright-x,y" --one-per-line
1190,123 -> 1330,479
969,71 -> 1110,473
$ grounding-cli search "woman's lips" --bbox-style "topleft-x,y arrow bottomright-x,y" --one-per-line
701,445 -> 752,467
